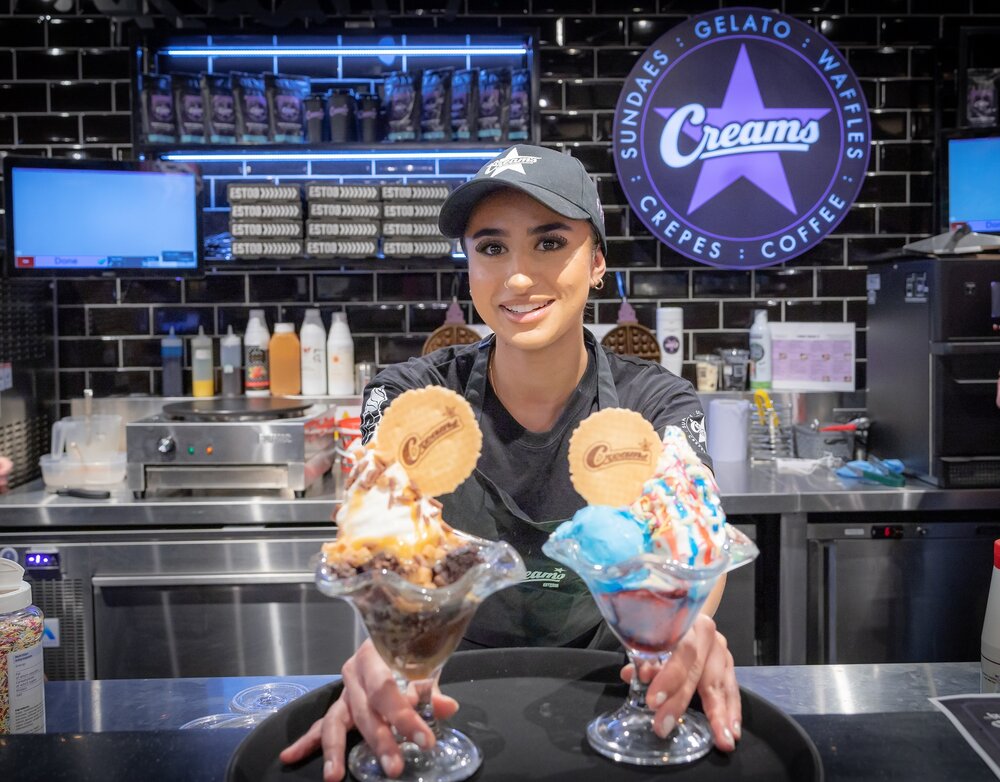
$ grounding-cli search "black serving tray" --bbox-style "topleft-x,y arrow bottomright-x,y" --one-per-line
227,648 -> 823,781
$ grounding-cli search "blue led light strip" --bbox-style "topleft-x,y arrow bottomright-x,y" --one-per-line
162,150 -> 503,162
163,46 -> 527,57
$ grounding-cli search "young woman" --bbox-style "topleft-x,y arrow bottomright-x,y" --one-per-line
282,145 -> 741,781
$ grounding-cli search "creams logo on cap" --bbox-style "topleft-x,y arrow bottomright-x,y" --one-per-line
613,8 -> 871,269
484,147 -> 541,177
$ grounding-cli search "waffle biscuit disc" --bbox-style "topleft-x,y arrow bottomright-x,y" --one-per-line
375,387 -> 482,497
601,323 -> 661,362
568,408 -> 662,507
421,324 -> 482,355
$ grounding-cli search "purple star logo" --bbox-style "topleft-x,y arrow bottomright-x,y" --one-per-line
654,45 -> 830,216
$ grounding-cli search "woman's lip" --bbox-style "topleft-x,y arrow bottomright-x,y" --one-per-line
499,300 -> 554,323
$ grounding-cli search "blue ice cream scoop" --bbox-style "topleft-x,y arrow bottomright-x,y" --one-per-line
550,506 -> 646,568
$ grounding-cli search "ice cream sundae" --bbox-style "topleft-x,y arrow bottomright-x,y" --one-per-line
544,408 -> 757,765
315,386 -> 524,782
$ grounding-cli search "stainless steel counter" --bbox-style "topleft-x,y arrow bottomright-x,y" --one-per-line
4,462 -> 1000,529
45,662 -> 980,733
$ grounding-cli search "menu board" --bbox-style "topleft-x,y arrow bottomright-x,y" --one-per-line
770,322 -> 856,392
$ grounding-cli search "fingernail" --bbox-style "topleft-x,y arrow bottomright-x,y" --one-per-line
723,727 -> 734,748
659,715 -> 675,737
323,760 -> 334,780
732,721 -> 742,740
414,732 -> 428,748
380,754 -> 394,774
652,691 -> 667,707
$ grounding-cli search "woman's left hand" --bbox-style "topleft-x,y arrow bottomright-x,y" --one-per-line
621,613 -> 741,752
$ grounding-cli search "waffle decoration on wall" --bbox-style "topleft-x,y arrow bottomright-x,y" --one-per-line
601,299 -> 661,361
422,300 -> 481,355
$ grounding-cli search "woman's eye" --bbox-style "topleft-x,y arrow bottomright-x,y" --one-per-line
475,241 -> 506,256
537,235 -> 567,251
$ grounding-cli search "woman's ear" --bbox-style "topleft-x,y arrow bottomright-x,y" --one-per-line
591,245 -> 607,287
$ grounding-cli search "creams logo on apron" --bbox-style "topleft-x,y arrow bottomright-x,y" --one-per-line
522,567 -> 567,589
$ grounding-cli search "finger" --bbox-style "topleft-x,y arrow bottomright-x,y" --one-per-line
367,674 -> 435,750
345,674 -> 407,778
619,663 -> 635,684
319,698 -> 355,781
279,714 -> 324,765
697,638 -> 736,751
725,656 -> 743,742
433,692 -> 460,720
650,623 -> 714,737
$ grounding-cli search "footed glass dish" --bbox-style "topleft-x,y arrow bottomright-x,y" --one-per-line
543,524 -> 758,766
316,534 -> 525,782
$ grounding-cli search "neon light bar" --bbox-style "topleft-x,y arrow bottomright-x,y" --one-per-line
162,150 -> 503,162
163,46 -> 528,57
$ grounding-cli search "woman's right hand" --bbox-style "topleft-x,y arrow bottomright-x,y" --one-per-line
279,639 -> 459,781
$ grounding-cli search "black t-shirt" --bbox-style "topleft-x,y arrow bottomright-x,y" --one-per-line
359,332 -> 710,525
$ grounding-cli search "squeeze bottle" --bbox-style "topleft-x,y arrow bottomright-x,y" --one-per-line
327,311 -> 355,395
191,326 -> 214,397
270,323 -> 301,396
300,309 -> 327,396
161,327 -> 183,397
244,309 -> 271,397
749,309 -> 772,389
220,326 -> 242,397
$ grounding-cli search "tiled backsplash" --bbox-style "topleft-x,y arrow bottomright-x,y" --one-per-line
1,0 -> 996,407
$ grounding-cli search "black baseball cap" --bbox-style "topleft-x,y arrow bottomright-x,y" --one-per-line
439,145 -> 607,254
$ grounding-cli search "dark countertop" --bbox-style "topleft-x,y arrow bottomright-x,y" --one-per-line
0,662 -> 989,781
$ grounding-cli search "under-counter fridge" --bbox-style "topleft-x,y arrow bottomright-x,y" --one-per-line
807,513 -> 996,664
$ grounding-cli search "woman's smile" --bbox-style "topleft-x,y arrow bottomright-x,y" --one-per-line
499,299 -> 555,321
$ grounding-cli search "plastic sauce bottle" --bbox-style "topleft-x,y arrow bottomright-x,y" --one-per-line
983,539 -> 1000,692
244,309 -> 271,397
300,309 -> 327,396
749,309 -> 772,390
161,327 -> 183,397
191,326 -> 214,397
327,311 -> 355,395
270,323 -> 301,396
220,326 -> 242,397
0,559 -> 45,734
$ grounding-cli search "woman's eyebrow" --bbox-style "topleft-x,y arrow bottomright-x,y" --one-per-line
470,227 -> 509,239
528,222 -> 571,235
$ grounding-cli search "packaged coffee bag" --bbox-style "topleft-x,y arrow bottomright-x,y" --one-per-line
477,67 -> 510,142
232,72 -> 270,144
304,94 -> 326,143
451,68 -> 479,141
173,74 -> 205,144
508,68 -> 531,142
266,73 -> 311,143
420,68 -> 452,142
356,92 -> 380,142
201,73 -> 236,144
383,71 -> 420,142
141,74 -> 176,143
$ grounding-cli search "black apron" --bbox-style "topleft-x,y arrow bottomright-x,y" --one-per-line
441,334 -> 623,650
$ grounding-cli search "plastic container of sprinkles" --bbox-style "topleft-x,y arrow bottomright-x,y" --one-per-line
0,558 -> 45,734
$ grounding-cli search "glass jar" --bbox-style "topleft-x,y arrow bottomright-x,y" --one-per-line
0,560 -> 45,734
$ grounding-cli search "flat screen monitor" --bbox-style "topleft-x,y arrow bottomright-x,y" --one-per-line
943,132 -> 1000,234
4,157 -> 203,276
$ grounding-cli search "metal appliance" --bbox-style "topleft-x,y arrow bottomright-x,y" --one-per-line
868,255 -> 1000,487
126,398 -> 336,497
807,514 -> 996,664
0,529 -> 364,680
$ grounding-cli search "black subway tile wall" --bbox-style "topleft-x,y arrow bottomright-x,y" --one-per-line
0,2 -> 992,405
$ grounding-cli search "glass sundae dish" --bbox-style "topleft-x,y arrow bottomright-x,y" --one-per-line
315,387 -> 525,782
543,411 -> 758,766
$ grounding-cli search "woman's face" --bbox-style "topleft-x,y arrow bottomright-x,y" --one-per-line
464,189 -> 605,354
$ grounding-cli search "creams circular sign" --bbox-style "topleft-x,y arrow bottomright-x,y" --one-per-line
614,8 -> 871,269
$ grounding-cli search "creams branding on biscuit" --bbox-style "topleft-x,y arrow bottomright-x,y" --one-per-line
568,409 -> 662,507
375,386 -> 482,497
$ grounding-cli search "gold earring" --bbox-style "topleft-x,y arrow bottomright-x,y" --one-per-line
593,277 -> 605,290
